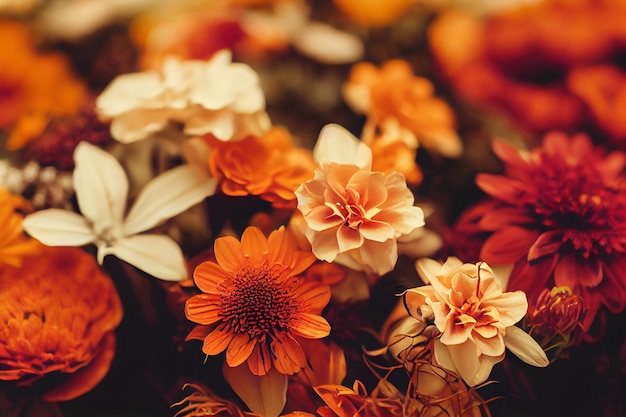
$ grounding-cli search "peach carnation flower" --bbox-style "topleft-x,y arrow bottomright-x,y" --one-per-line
295,124 -> 424,275
96,50 -> 270,143
0,246 -> 122,401
185,226 -> 331,376
406,257 -> 548,386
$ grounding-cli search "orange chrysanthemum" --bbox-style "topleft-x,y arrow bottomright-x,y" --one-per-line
0,188 -> 41,267
0,20 -> 86,150
0,246 -> 123,401
185,226 -> 331,376
208,127 -> 316,208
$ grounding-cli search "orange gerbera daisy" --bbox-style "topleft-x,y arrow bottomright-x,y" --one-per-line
185,226 -> 331,376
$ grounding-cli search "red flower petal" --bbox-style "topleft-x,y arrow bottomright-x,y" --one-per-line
480,226 -> 540,265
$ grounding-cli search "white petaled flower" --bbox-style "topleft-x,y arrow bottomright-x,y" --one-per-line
405,257 -> 549,386
22,142 -> 217,281
96,50 -> 271,143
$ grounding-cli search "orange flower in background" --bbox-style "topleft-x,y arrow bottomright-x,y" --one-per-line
343,60 -> 462,158
0,188 -> 41,268
185,226 -> 331,376
428,0 -> 626,143
0,20 -> 86,150
332,0 -> 416,26
0,246 -> 123,401
208,127 -> 316,208
370,137 -> 423,187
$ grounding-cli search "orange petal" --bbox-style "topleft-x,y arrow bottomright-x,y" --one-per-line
185,294 -> 222,325
247,343 -> 273,376
241,226 -> 269,264
202,324 -> 234,356
267,226 -> 291,265
223,364 -> 287,417
226,332 -> 257,368
186,325 -> 212,341
193,261 -> 229,293
291,313 -> 331,339
214,235 -> 245,273
271,335 -> 306,375
293,281 -> 331,312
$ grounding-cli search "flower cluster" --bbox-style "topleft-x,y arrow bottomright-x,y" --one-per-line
1,1 -> 624,417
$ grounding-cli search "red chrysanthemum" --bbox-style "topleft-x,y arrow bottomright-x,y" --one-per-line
461,132 -> 626,332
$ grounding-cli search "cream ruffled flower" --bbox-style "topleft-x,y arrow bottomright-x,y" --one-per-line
96,50 -> 271,143
295,124 -> 424,275
23,142 -> 216,281
406,257 -> 549,386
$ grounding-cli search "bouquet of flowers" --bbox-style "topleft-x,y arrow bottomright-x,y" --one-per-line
1,0 -> 625,416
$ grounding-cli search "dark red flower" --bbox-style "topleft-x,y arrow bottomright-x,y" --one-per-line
458,132 -> 626,333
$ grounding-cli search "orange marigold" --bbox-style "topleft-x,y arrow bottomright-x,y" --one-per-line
185,226 -> 331,376
0,20 -> 86,150
344,60 -> 461,158
208,127 -> 316,208
0,246 -> 123,401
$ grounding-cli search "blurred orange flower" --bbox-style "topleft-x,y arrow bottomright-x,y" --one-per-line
428,0 -> 626,143
332,0 -> 415,26
208,127 -> 316,208
185,226 -> 331,376
0,246 -> 123,401
0,20 -> 86,150
0,188 -> 41,268
344,60 -> 461,159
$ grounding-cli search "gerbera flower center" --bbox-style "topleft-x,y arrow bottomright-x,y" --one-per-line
219,264 -> 300,340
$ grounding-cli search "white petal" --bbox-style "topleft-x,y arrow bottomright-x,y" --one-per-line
184,109 -> 235,140
96,71 -> 164,117
109,109 -> 171,143
230,88 -> 266,114
313,124 -> 372,169
109,234 -> 187,281
504,325 -> 549,367
73,142 -> 128,230
122,164 -> 216,236
223,364 -> 287,417
292,22 -> 364,64
22,209 -> 95,246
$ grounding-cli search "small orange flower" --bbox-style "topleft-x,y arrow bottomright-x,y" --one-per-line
344,60 -> 461,158
185,226 -> 331,376
0,20 -> 86,150
0,246 -> 123,401
0,188 -> 41,268
208,127 -> 316,208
